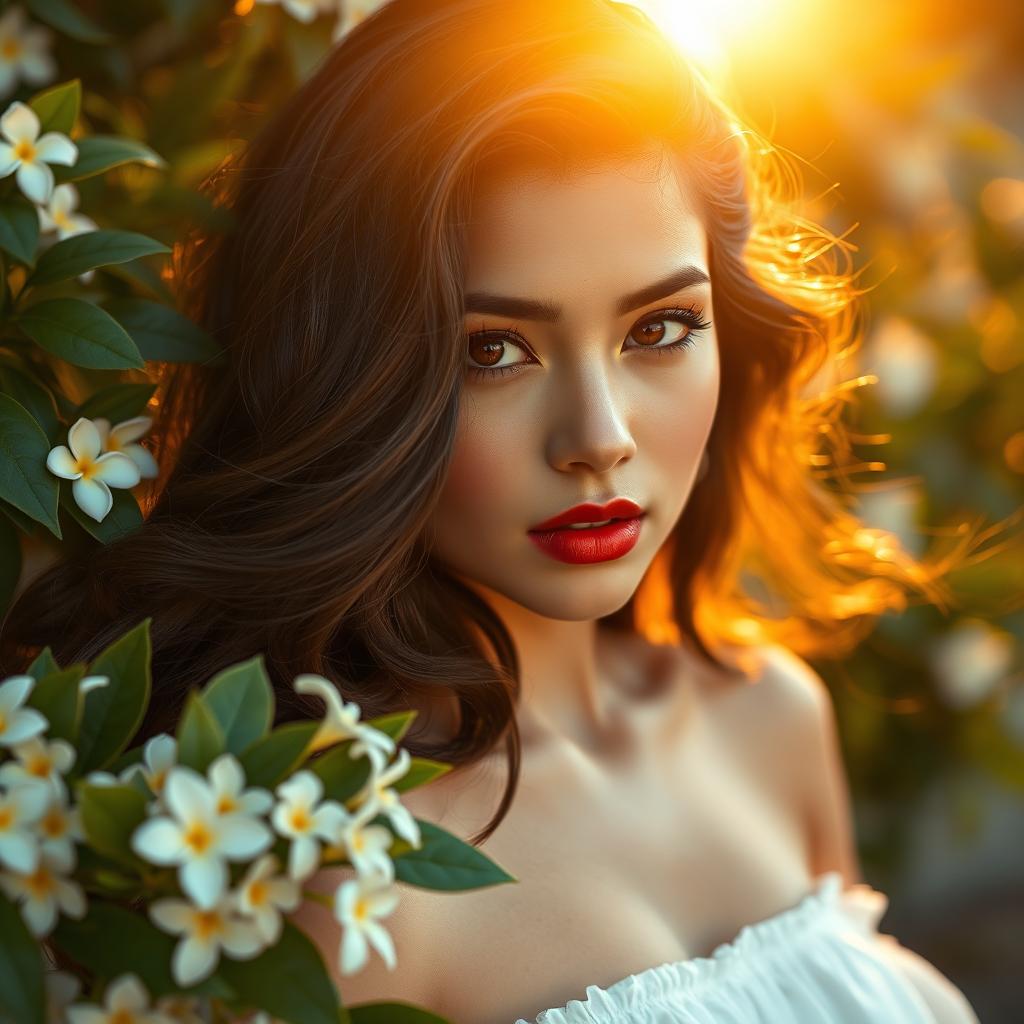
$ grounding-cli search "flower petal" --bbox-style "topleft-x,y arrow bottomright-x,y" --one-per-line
1,707 -> 48,745
0,831 -> 39,874
208,754 -> 243,799
92,451 -> 141,489
288,835 -> 318,880
221,918 -> 263,959
45,445 -> 81,480
0,675 -> 34,713
1,101 -> 40,144
149,899 -> 193,935
174,935 -> 217,987
123,443 -> 160,479
218,815 -> 272,861
181,855 -> 227,909
71,477 -> 112,523
110,415 -> 152,444
67,418 -> 101,462
34,131 -> 77,166
107,974 -> 149,1013
131,818 -> 185,865
22,894 -> 57,937
15,158 -> 52,204
165,766 -> 216,821
339,923 -> 368,975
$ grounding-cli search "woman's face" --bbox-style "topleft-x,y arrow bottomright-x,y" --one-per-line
427,145 -> 719,621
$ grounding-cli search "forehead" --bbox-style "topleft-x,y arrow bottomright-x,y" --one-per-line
462,145 -> 708,292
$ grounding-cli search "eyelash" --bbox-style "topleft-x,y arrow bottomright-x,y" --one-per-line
465,304 -> 712,381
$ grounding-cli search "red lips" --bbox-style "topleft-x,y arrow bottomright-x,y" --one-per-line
529,497 -> 644,532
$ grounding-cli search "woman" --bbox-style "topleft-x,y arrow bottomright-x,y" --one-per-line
0,0 -> 984,1020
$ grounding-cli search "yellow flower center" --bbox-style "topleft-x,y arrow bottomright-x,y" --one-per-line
289,806 -> 311,832
0,712 -> 7,734
13,140 -> 35,163
147,768 -> 167,793
106,435 -> 122,451
0,38 -> 21,60
193,909 -> 224,941
53,210 -> 72,229
216,795 -> 237,814
0,806 -> 12,830
27,754 -> 52,777
109,1010 -> 135,1024
248,879 -> 268,906
354,897 -> 368,921
353,834 -> 364,852
183,821 -> 214,855
26,866 -> 56,898
41,809 -> 65,838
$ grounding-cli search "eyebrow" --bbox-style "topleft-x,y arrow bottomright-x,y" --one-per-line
464,265 -> 711,321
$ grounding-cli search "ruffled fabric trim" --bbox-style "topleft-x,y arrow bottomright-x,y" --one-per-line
515,871 -> 892,1024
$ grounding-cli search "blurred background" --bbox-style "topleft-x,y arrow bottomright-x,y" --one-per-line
3,0 -> 1021,1018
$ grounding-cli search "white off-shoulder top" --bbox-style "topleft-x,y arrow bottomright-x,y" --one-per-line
513,871 -> 976,1024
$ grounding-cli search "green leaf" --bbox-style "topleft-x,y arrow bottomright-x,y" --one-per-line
391,757 -> 453,794
17,299 -> 145,370
0,893 -> 44,1024
238,721 -> 318,789
29,230 -> 169,288
0,363 -> 60,441
201,657 -> 274,755
0,513 -> 20,618
365,710 -> 418,746
55,135 -> 165,183
25,646 -> 60,678
16,298 -> 145,370
23,0 -> 111,44
26,664 -> 86,743
54,904 -> 177,998
103,296 -> 224,364
347,1005 -> 450,1023
177,690 -> 225,772
0,393 -> 60,538
78,783 -> 147,867
28,79 -> 81,135
392,820 -> 518,892
0,196 -> 40,265
75,618 -> 151,773
58,478 -> 143,545
215,921 -> 341,1024
0,497 -> 37,535
73,382 -> 157,425
309,741 -> 372,804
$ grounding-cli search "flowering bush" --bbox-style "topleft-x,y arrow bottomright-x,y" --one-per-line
0,618 -> 513,1023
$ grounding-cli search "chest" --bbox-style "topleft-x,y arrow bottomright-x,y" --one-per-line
409,694 -> 813,1024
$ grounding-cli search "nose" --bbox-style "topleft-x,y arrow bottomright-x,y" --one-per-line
545,361 -> 637,474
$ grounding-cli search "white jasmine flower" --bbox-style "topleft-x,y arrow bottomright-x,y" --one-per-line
351,746 -> 421,849
84,770 -> 119,786
37,182 -> 96,239
293,673 -> 395,761
334,869 -> 400,975
67,972 -> 175,1024
0,674 -> 47,747
235,853 -> 301,945
44,970 -> 81,1024
0,100 -> 76,204
46,417 -> 142,523
208,753 -> 273,817
327,794 -> 394,881
93,416 -> 160,481
119,733 -> 176,809
0,780 -> 47,872
0,846 -> 86,936
0,7 -> 55,99
271,770 -> 347,880
150,895 -> 263,987
0,735 -> 75,798
131,765 -> 272,908
35,795 -> 81,872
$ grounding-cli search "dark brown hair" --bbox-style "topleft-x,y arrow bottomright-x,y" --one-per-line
0,0 -> 986,844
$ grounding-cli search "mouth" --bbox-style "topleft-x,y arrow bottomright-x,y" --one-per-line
528,497 -> 645,532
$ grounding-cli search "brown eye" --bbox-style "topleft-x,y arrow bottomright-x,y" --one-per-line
468,333 -> 507,367
466,331 -> 533,376
627,319 -> 688,348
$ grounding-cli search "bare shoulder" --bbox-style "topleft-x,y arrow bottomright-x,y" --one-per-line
695,639 -> 861,884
